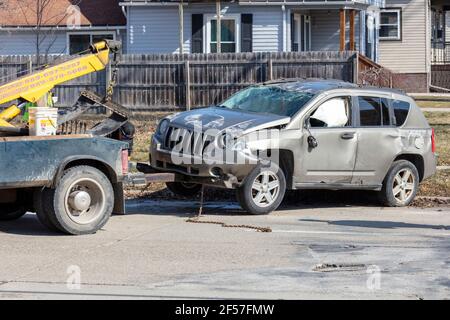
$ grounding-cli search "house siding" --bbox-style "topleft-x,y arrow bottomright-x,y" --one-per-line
127,4 -> 283,54
128,6 -> 181,54
310,10 -> 360,52
0,30 -> 67,55
126,4 -> 364,55
0,29 -> 126,56
379,0 -> 428,73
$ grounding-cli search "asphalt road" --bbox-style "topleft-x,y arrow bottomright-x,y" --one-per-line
0,198 -> 449,300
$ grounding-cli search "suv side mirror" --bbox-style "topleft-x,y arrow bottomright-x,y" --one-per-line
304,117 -> 318,149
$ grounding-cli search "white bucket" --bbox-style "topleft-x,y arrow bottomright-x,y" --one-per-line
29,107 -> 58,136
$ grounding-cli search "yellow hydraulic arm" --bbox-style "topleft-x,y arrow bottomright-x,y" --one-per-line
0,40 -> 119,105
0,40 -> 121,127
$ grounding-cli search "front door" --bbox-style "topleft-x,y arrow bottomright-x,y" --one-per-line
298,96 -> 358,184
291,13 -> 311,52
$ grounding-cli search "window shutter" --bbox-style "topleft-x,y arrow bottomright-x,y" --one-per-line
241,14 -> 253,52
191,14 -> 203,53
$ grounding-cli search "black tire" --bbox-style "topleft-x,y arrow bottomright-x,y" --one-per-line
236,162 -> 286,215
166,182 -> 202,197
33,188 -> 61,232
379,160 -> 419,207
46,166 -> 114,235
0,203 -> 27,221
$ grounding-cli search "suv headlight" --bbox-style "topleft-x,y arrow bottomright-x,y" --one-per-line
157,119 -> 170,136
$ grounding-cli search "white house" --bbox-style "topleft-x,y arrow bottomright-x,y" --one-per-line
120,0 -> 385,61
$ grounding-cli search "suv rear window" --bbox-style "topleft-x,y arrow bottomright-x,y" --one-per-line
358,97 -> 390,126
392,100 -> 410,127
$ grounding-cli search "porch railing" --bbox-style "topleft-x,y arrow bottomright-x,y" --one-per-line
431,41 -> 450,65
357,53 -> 393,88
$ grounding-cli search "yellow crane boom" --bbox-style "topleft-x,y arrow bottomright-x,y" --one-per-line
0,40 -> 120,106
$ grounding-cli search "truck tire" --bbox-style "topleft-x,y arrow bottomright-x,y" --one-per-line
33,188 -> 61,232
166,182 -> 202,197
46,166 -> 114,235
379,160 -> 419,207
0,203 -> 27,221
236,162 -> 286,215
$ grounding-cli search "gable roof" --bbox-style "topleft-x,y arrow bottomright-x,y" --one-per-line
0,0 -> 126,27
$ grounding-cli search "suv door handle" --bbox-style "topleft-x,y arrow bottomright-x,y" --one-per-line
341,132 -> 355,140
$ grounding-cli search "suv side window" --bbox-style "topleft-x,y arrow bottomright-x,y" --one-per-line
358,96 -> 391,126
309,97 -> 352,128
392,99 -> 410,127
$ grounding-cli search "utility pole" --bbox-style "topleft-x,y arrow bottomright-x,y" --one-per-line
216,0 -> 221,53
179,0 -> 184,54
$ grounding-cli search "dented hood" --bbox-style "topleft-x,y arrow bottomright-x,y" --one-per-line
168,107 -> 290,134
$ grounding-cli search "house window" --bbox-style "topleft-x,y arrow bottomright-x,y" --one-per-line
206,14 -> 240,53
68,33 -> 115,54
379,9 -> 401,40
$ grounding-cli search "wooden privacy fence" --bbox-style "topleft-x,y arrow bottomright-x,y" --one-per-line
1,51 -> 357,112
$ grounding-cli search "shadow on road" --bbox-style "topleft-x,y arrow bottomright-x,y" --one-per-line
300,218 -> 450,231
126,189 -> 382,217
0,214 -> 63,237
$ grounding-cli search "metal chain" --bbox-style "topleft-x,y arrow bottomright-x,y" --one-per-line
105,53 -> 119,102
186,185 -> 272,233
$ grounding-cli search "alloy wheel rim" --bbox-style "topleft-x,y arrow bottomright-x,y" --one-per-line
392,168 -> 415,203
251,171 -> 280,208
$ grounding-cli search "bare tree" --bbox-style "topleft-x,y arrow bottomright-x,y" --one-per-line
14,0 -> 82,65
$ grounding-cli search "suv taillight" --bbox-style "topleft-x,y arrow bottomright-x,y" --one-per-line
122,149 -> 129,175
431,128 -> 436,153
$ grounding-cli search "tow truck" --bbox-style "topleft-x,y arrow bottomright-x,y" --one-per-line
0,40 -> 138,235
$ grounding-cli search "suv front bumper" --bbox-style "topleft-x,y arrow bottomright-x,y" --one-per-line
149,134 -> 257,188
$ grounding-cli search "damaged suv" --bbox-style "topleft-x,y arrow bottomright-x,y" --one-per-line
150,79 -> 436,214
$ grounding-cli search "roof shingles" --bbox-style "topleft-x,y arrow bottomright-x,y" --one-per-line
0,0 -> 126,27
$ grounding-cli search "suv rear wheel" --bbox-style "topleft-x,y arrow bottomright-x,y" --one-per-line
237,162 -> 286,215
379,160 -> 419,207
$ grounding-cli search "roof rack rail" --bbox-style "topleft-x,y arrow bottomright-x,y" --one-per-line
263,78 -> 307,85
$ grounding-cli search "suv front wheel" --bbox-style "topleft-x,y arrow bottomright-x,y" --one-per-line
379,160 -> 419,207
237,162 -> 286,215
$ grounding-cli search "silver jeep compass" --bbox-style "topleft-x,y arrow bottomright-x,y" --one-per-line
150,79 -> 437,214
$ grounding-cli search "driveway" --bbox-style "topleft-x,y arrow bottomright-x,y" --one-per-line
0,198 -> 449,299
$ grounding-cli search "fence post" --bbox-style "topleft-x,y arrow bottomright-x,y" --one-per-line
185,60 -> 191,110
28,56 -> 33,74
267,57 -> 273,81
352,53 -> 359,84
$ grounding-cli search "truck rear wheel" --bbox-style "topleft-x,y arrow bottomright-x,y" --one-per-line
47,166 -> 114,235
34,188 -> 61,232
0,203 -> 27,221
0,190 -> 29,221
